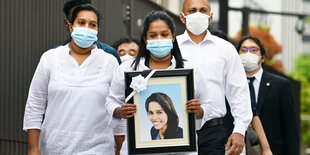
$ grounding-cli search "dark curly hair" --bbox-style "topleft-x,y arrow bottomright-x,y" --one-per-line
63,0 -> 92,20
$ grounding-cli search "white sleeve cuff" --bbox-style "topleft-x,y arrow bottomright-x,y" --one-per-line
113,119 -> 127,135
23,126 -> 41,132
23,114 -> 44,132
195,119 -> 202,130
107,105 -> 121,128
232,122 -> 249,136
200,104 -> 211,129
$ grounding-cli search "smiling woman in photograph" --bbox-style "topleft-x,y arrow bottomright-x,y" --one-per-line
145,92 -> 183,140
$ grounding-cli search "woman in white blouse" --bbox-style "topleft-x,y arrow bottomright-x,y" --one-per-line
106,10 -> 210,155
23,4 -> 118,155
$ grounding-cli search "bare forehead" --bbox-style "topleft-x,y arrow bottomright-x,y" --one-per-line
76,10 -> 97,21
183,0 -> 210,11
241,39 -> 259,47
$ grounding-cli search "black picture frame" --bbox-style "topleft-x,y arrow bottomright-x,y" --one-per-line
125,69 -> 196,154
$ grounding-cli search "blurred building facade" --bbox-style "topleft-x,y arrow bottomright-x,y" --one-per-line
303,0 -> 310,54
229,0 -> 305,73
0,0 -> 306,154
0,0 -> 184,154
154,0 -> 308,73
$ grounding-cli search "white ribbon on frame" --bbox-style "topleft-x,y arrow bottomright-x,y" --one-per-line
125,69 -> 157,103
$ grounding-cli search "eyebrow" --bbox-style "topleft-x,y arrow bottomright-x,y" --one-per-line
76,18 -> 97,22
155,110 -> 163,112
201,6 -> 209,10
188,6 -> 209,11
241,46 -> 259,48
148,30 -> 170,33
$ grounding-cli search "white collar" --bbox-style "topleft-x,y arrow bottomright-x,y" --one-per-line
65,43 -> 98,55
136,56 -> 177,71
247,67 -> 263,83
177,29 -> 214,45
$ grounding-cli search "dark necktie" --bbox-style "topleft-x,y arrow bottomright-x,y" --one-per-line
247,77 -> 258,116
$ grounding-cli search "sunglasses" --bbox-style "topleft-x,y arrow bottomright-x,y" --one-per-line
240,47 -> 260,53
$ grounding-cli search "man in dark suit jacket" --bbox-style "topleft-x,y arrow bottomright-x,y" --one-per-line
235,36 -> 299,154
257,69 -> 299,154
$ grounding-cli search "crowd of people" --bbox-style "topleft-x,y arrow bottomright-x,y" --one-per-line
23,0 -> 299,155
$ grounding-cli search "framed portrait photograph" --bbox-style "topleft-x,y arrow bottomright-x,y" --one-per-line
125,69 -> 196,154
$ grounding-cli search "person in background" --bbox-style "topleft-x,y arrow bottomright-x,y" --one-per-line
23,4 -> 118,154
111,37 -> 139,155
211,30 -> 272,155
106,10 -> 209,155
111,38 -> 138,154
62,0 -> 121,64
177,0 -> 252,154
237,36 -> 299,155
112,37 -> 139,62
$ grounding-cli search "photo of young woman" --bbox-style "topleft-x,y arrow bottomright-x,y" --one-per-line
145,92 -> 183,140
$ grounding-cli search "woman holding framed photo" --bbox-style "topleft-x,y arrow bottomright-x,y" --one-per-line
106,10 -> 210,155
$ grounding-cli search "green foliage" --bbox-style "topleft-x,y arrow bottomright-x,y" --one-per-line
307,16 -> 310,25
290,53 -> 310,144
301,115 -> 310,145
293,54 -> 310,81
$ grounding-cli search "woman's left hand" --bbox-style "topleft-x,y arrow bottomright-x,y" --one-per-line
121,103 -> 137,119
186,99 -> 203,118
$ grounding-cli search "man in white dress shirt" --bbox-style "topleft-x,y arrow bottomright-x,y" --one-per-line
176,0 -> 252,154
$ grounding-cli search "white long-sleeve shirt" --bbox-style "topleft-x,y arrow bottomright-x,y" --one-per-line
106,57 -> 210,155
23,44 -> 119,155
177,31 -> 252,136
106,57 -> 210,133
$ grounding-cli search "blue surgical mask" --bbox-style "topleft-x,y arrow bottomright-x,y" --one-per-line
71,27 -> 98,48
146,39 -> 173,58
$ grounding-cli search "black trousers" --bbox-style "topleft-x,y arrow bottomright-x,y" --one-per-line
197,118 -> 226,155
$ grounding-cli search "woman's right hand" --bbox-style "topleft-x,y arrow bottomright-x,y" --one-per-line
28,147 -> 41,155
186,99 -> 203,119
121,104 -> 137,119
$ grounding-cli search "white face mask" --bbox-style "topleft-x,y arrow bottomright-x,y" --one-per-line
239,52 -> 262,72
120,54 -> 134,62
182,12 -> 210,35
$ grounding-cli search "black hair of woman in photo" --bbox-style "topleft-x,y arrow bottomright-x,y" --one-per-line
145,92 -> 183,140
